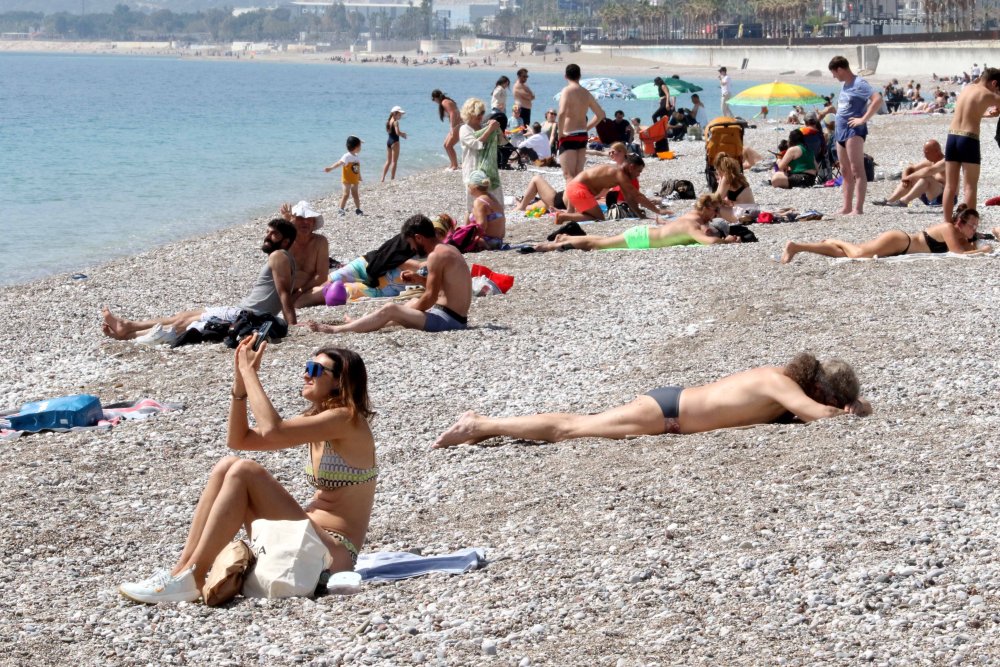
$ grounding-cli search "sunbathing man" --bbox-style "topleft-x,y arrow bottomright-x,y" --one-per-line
942,67 -> 1000,223
102,219 -> 297,341
556,63 -> 605,182
279,200 -> 331,303
534,193 -> 739,252
874,139 -> 946,207
552,155 -> 650,225
434,352 -> 871,448
300,215 -> 471,334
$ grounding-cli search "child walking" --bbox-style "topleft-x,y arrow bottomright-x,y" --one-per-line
325,135 -> 364,215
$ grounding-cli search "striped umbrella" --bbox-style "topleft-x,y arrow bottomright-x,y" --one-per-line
553,77 -> 635,100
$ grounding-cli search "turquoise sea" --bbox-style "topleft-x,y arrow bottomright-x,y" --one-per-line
0,52 -> 777,285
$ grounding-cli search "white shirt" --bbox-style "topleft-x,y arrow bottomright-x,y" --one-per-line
491,85 -> 507,112
520,132 -> 552,159
692,103 -> 708,126
972,65 -> 982,78
720,75 -> 731,96
340,152 -> 360,165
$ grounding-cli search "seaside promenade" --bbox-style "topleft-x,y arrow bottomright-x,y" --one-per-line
2,87 -> 999,665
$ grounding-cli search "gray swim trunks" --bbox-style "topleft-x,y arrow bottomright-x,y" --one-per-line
423,305 -> 468,332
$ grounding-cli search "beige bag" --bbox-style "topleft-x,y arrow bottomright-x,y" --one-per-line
202,539 -> 254,607
242,519 -> 333,599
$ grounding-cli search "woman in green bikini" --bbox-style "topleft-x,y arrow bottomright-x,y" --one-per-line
119,336 -> 377,604
533,193 -> 741,252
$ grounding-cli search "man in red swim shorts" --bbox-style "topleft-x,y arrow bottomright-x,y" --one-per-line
555,156 -> 648,225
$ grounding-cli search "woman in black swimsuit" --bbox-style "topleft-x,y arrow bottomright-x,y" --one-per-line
781,206 -> 992,263
712,154 -> 755,223
381,106 -> 407,182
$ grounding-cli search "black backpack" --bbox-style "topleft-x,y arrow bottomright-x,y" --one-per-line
658,179 -> 696,200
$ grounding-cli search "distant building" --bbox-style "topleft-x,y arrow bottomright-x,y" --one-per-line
232,7 -> 280,16
434,0 -> 500,28
290,0 -> 499,26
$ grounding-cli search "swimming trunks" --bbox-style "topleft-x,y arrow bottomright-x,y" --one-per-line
553,190 -> 566,210
323,529 -> 360,566
945,132 -> 981,164
423,304 -> 469,332
645,385 -> 683,434
565,180 -> 600,213
623,225 -> 651,249
922,231 -> 949,253
787,173 -> 817,188
558,131 -> 589,153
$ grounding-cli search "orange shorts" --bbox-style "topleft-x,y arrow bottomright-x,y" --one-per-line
566,181 -> 599,213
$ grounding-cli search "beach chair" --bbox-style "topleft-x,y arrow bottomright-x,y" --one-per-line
639,117 -> 670,156
704,117 -> 745,191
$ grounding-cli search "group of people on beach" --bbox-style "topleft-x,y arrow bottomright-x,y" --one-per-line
111,54 -> 1000,606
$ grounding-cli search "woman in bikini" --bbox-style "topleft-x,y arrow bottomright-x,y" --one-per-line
434,352 -> 871,448
431,89 -> 461,171
466,169 -> 506,250
781,205 -> 992,263
713,153 -> 756,223
119,337 -> 376,604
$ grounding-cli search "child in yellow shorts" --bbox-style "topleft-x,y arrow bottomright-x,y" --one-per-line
324,135 -> 363,215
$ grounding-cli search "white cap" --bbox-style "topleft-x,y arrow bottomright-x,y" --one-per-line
390,105 -> 406,115
290,200 -> 324,230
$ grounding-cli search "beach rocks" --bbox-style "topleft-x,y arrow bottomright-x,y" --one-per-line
2,111 -> 999,664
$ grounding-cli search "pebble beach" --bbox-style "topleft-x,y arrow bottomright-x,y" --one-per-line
3,111 -> 1000,666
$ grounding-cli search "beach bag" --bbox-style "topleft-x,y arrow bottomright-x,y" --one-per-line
728,224 -> 758,243
470,264 -> 514,294
658,179 -> 696,200
607,202 -> 638,220
5,394 -> 103,432
863,153 -> 876,182
203,539 -> 254,607
446,223 -> 482,253
243,519 -> 332,599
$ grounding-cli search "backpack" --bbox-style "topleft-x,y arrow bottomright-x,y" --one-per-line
657,179 -> 696,200
607,202 -> 637,219
446,223 -> 482,253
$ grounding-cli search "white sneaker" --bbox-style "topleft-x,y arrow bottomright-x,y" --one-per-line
134,324 -> 178,346
119,566 -> 199,604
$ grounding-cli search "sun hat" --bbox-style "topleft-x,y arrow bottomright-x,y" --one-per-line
466,169 -> 491,188
390,105 -> 406,115
290,200 -> 325,230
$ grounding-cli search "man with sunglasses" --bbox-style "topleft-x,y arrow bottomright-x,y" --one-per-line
301,214 -> 471,334
101,219 -> 298,343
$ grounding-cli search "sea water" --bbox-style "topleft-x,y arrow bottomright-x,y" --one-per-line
0,52 -> 772,285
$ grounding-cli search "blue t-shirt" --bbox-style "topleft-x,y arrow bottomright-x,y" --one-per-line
836,76 -> 874,132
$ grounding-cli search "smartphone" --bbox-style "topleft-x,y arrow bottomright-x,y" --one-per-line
253,321 -> 273,351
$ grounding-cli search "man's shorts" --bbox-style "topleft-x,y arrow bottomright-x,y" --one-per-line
199,306 -> 242,324
945,131 -> 981,165
423,305 -> 468,332
565,181 -> 599,213
558,132 -> 589,153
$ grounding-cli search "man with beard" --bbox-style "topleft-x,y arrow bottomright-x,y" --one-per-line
300,214 -> 471,334
101,219 -> 298,343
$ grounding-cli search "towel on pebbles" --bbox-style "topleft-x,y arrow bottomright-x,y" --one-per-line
355,548 -> 485,582
833,252 -> 999,264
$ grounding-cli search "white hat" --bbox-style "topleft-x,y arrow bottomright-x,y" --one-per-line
290,200 -> 324,230
390,105 -> 406,115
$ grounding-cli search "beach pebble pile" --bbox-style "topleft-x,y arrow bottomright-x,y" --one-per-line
3,112 -> 1000,665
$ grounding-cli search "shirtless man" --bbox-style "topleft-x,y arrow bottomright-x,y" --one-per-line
874,139 -> 947,207
513,68 -> 535,126
942,67 -> 1000,223
300,214 -> 472,334
280,200 -> 330,305
557,63 -> 605,182
551,156 -> 648,225
534,192 -> 738,252
102,219 -> 297,342
434,352 -> 871,448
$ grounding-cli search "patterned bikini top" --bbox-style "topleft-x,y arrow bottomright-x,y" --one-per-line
305,441 -> 378,490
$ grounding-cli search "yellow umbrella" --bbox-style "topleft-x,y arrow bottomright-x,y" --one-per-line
729,81 -> 826,107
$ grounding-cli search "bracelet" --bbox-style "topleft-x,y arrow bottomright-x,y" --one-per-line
231,390 -> 248,400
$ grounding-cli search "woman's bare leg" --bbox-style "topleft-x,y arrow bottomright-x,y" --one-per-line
381,146 -> 392,182
172,456 -> 239,575
389,143 -> 401,179
433,397 -> 666,448
444,129 -> 459,169
175,459 -> 308,588
782,230 -> 908,263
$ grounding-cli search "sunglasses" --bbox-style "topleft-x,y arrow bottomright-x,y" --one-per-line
305,360 -> 339,378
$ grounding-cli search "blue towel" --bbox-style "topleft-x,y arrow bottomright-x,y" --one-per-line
355,548 -> 485,582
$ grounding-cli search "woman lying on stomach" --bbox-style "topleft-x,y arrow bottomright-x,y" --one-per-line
119,336 -> 376,604
434,352 -> 871,448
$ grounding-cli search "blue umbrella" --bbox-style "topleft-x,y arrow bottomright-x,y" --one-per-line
553,77 -> 635,101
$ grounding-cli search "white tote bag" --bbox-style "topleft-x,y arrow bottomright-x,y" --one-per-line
242,519 -> 333,599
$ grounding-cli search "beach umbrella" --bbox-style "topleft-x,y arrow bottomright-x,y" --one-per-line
632,78 -> 704,100
553,77 -> 635,100
728,81 -> 826,107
